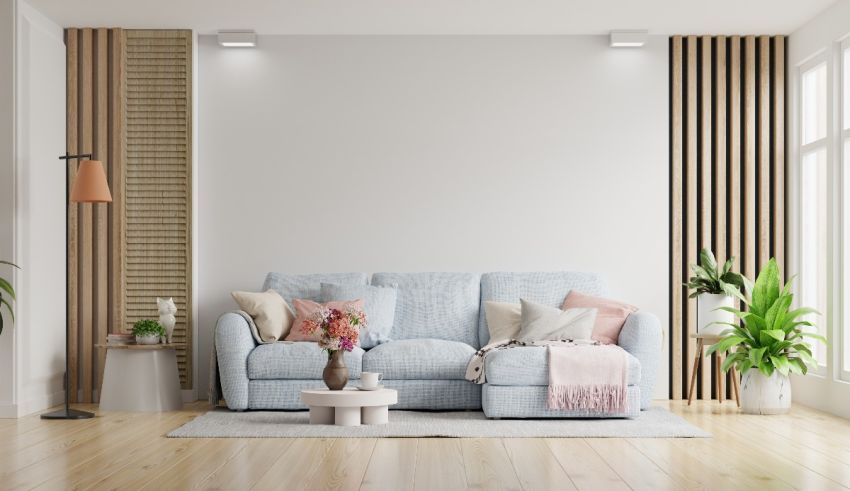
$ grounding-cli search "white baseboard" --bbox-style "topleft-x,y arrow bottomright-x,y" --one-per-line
0,389 -> 65,418
182,389 -> 197,403
0,403 -> 18,419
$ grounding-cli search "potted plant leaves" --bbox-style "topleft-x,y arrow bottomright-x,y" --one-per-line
0,260 -> 18,336
132,319 -> 165,345
707,258 -> 826,414
686,248 -> 748,336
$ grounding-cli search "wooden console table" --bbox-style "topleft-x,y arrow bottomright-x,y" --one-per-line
96,343 -> 185,411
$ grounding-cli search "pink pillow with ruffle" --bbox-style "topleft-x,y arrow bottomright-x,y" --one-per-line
285,298 -> 364,344
561,291 -> 637,345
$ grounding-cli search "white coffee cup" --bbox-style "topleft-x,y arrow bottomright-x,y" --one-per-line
360,372 -> 383,389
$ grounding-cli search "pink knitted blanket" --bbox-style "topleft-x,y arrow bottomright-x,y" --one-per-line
547,344 -> 629,413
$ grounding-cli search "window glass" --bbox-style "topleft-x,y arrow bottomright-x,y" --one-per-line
800,147 -> 829,364
802,62 -> 828,145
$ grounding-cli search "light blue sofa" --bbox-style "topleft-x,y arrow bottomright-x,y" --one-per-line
215,271 -> 661,418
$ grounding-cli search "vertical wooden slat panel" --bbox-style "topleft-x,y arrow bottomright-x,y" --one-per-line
758,36 -> 771,269
94,28 -> 109,401
108,29 -> 125,337
669,34 -> 784,400
773,37 -> 785,271
743,36 -> 757,283
65,29 -> 79,404
699,36 -> 713,401
714,36 -> 729,399
79,28 -> 94,403
670,36 -> 684,400
685,35 -> 698,398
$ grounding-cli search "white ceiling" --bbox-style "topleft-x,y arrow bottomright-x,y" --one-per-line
26,0 -> 837,35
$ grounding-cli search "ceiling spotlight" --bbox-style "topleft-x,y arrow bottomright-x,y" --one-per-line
609,30 -> 648,48
218,30 -> 257,48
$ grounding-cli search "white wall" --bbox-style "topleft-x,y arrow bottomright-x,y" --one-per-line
13,0 -> 66,416
197,35 -> 670,399
788,0 -> 850,419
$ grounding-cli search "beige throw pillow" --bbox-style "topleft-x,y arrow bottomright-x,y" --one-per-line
518,298 -> 597,342
231,289 -> 295,343
483,301 -> 522,344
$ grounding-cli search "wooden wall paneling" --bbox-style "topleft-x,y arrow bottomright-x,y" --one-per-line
743,36 -> 757,282
94,28 -> 109,401
758,36 -> 771,269
124,30 -> 193,389
65,28 -> 79,404
670,36 -> 684,400
713,35 -> 728,401
729,36 -> 742,288
773,37 -> 785,270
699,36 -> 713,400
79,28 -> 94,403
685,35 -> 698,399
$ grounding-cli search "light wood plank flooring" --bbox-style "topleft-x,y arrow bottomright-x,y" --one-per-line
1,400 -> 849,490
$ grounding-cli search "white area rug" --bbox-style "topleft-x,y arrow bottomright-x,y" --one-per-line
168,407 -> 710,438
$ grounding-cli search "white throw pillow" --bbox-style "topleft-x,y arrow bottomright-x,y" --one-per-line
231,289 -> 295,343
518,298 -> 597,342
483,301 -> 522,343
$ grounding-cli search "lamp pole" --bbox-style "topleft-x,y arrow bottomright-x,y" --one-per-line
41,153 -> 96,420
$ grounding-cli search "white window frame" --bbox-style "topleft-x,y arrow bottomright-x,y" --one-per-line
796,53 -> 832,377
840,38 -> 850,382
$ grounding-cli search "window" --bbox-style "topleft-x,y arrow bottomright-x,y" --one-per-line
842,41 -> 850,380
799,59 -> 830,366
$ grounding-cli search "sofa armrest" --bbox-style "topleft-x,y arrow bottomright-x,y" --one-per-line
618,311 -> 663,410
215,312 -> 258,410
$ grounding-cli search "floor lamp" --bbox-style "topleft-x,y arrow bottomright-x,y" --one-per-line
42,154 -> 112,420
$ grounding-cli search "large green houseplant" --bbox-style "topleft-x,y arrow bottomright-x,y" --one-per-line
0,260 -> 18,335
707,258 -> 826,414
686,248 -> 748,335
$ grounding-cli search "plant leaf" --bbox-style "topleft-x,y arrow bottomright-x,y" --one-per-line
706,336 -> 747,356
0,277 -> 15,300
700,248 -> 718,275
751,258 -> 780,317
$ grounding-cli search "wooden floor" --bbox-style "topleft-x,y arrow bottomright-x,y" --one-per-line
1,401 -> 849,490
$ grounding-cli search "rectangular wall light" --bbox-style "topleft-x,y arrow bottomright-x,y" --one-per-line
609,30 -> 648,48
218,30 -> 257,48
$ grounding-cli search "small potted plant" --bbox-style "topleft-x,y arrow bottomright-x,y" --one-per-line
132,319 -> 165,345
687,248 -> 748,335
707,258 -> 826,414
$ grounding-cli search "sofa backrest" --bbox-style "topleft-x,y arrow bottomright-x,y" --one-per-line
262,272 -> 369,303
478,271 -> 608,346
371,272 -> 481,348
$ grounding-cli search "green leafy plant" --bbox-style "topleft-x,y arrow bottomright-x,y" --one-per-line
707,258 -> 826,377
132,319 -> 164,337
686,248 -> 748,299
0,260 -> 19,335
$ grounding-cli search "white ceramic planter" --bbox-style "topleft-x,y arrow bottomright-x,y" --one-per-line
135,334 -> 161,345
740,369 -> 791,415
697,293 -> 735,335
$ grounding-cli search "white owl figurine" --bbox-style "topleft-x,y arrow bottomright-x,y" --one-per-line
157,297 -> 177,344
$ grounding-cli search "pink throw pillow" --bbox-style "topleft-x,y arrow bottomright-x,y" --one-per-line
561,291 -> 638,345
286,298 -> 365,344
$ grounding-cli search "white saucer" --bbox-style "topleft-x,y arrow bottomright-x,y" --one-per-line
356,384 -> 384,391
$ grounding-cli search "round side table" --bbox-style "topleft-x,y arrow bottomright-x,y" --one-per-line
96,343 -> 184,411
300,388 -> 398,426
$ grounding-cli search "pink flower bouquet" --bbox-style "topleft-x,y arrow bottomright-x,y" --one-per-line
300,304 -> 367,355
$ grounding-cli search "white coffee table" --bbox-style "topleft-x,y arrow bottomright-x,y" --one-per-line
300,387 -> 398,426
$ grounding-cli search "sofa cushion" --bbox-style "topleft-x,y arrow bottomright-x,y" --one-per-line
262,272 -> 368,304
321,282 -> 397,349
247,342 -> 364,380
362,339 -> 476,380
371,272 -> 481,347
484,346 -> 641,386
479,272 -> 609,346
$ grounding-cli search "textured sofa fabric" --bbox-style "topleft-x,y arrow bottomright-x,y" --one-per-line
248,343 -> 364,380
214,271 -> 661,417
479,272 -> 608,346
363,339 -> 475,380
371,272 -> 481,347
484,346 -> 641,386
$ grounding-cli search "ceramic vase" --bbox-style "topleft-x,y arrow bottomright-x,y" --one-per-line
740,368 -> 791,415
323,350 -> 348,390
697,293 -> 735,335
135,334 -> 160,345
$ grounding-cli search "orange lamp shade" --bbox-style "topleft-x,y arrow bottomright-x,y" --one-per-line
70,160 -> 112,203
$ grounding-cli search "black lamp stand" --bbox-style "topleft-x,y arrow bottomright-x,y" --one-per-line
41,153 -> 96,420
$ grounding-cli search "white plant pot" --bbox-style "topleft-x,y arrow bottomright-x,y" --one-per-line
697,293 -> 735,335
135,334 -> 161,345
740,369 -> 791,415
